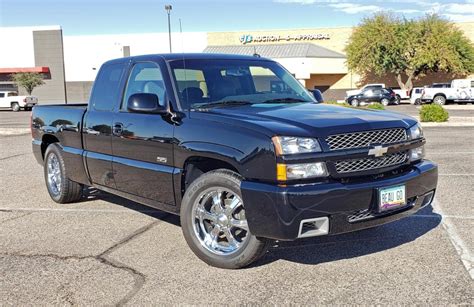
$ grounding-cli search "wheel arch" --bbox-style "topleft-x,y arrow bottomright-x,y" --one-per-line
41,134 -> 60,159
181,155 -> 240,197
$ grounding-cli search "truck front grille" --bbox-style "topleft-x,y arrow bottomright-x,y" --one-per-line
326,128 -> 407,151
335,152 -> 408,174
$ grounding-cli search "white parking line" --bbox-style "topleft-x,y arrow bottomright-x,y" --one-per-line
439,174 -> 474,176
432,200 -> 474,280
428,152 -> 474,155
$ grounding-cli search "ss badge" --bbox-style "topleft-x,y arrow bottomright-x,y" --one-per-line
156,156 -> 167,163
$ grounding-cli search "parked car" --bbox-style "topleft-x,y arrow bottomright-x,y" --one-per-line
31,54 -> 438,269
421,79 -> 474,105
346,83 -> 408,103
0,91 -> 38,111
410,87 -> 424,105
346,87 -> 398,106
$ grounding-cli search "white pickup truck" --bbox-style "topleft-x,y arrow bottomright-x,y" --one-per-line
421,79 -> 474,105
346,83 -> 409,103
0,91 -> 38,111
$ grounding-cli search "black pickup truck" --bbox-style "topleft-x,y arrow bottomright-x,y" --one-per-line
32,54 -> 438,269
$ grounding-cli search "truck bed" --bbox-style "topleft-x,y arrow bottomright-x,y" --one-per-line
32,104 -> 88,151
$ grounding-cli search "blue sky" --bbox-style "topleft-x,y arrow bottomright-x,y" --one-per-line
1,0 -> 473,35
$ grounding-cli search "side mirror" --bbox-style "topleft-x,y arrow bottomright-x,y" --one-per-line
310,89 -> 324,103
127,93 -> 167,114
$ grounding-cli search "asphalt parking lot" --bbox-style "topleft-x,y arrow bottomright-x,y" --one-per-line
1,106 -> 473,305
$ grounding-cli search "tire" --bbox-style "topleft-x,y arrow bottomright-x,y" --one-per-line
433,95 -> 446,105
11,102 -> 20,112
350,99 -> 359,107
414,98 -> 421,105
44,143 -> 83,203
381,98 -> 390,106
24,107 -> 31,111
180,169 -> 272,269
395,95 -> 401,104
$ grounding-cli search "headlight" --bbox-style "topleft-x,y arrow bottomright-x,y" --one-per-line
409,145 -> 425,162
408,124 -> 423,140
277,162 -> 328,180
272,136 -> 322,155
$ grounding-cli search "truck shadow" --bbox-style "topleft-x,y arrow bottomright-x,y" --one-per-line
80,188 -> 441,268
254,205 -> 441,267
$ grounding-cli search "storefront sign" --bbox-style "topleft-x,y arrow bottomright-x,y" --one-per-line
239,33 -> 330,44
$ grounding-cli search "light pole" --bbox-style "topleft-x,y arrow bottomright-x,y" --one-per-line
165,4 -> 172,53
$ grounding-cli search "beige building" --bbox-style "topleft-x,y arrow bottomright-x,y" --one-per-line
206,22 -> 474,99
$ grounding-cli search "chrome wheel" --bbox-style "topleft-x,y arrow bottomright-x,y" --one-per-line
192,188 -> 249,255
381,98 -> 390,106
351,99 -> 359,107
47,153 -> 62,196
434,96 -> 446,105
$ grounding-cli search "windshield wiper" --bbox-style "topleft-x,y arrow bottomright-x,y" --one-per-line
192,100 -> 252,109
261,97 -> 308,103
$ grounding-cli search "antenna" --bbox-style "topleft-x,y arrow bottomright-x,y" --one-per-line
179,18 -> 190,113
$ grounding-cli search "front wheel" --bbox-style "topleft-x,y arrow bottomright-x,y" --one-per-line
180,169 -> 272,269
414,98 -> 421,105
350,99 -> 359,107
381,98 -> 390,106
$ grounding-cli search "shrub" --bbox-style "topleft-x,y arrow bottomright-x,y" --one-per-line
367,103 -> 385,110
419,104 -> 449,122
323,100 -> 350,107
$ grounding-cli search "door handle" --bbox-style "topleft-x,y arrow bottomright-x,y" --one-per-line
113,123 -> 123,136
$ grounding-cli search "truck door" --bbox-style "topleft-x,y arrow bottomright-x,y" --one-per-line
83,62 -> 128,188
111,61 -> 175,205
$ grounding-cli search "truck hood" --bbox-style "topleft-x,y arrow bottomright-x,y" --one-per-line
193,103 -> 417,137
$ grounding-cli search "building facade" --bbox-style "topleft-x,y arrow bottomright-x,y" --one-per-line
1,22 -> 472,104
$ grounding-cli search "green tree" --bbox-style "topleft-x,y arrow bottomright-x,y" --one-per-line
10,72 -> 45,95
345,13 -> 474,91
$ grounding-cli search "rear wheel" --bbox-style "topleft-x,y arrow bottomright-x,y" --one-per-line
381,98 -> 390,106
433,95 -> 446,105
350,99 -> 359,107
395,95 -> 401,104
11,102 -> 20,112
44,143 -> 83,203
180,169 -> 272,269
414,98 -> 421,105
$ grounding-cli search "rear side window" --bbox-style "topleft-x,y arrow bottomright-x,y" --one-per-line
90,63 -> 127,111
0,93 -> 4,98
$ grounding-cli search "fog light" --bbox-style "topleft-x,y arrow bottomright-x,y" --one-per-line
277,162 -> 328,180
409,145 -> 425,162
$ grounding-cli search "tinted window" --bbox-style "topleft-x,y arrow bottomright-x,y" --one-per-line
170,59 -> 314,110
0,93 -> 4,98
90,63 -> 127,111
123,62 -> 166,108
7,92 -> 17,97
373,89 -> 382,95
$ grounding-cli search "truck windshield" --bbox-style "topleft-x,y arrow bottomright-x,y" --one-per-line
169,59 -> 315,110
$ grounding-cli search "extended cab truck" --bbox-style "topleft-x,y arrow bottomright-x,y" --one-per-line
32,54 -> 438,269
0,91 -> 38,111
421,79 -> 474,105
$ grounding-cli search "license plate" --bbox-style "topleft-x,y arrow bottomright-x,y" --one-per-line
379,185 -> 406,212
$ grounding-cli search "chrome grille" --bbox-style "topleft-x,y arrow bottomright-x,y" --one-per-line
335,152 -> 408,174
326,128 -> 407,151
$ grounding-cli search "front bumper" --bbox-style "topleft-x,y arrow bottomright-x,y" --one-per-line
241,160 -> 438,240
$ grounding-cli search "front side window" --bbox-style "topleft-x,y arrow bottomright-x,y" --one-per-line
169,59 -> 314,110
7,92 -> 18,97
123,62 -> 166,109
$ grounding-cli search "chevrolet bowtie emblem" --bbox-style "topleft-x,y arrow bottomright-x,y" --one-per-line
368,145 -> 388,157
